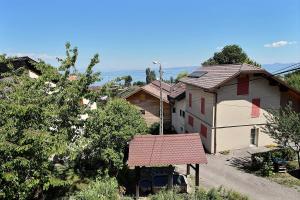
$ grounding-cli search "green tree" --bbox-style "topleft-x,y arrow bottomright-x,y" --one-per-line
202,45 -> 261,67
133,81 -> 146,86
263,105 -> 300,167
285,70 -> 300,91
146,67 -> 156,84
0,43 -> 101,199
83,99 -> 147,176
123,75 -> 132,87
175,71 -> 188,83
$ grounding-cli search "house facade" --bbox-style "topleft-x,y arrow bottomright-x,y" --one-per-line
176,64 -> 300,153
124,80 -> 172,129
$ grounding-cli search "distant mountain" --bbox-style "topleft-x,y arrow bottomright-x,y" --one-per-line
262,63 -> 298,73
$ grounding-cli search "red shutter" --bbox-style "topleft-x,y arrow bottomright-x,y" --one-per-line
201,97 -> 205,114
237,76 -> 249,95
189,93 -> 192,107
251,98 -> 260,118
200,124 -> 207,138
188,115 -> 194,127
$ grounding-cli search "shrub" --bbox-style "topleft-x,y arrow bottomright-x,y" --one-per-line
149,122 -> 160,135
149,189 -> 185,200
287,161 -> 298,171
70,178 -> 121,200
149,187 -> 249,200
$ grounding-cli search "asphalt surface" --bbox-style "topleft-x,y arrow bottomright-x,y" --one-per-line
176,148 -> 300,200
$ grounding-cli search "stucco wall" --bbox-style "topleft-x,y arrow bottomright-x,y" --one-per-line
185,85 -> 215,152
215,74 -> 281,151
171,99 -> 186,133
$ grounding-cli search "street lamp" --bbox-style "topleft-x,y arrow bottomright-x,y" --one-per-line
153,61 -> 163,135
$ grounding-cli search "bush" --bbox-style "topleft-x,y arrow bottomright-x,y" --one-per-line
149,187 -> 249,200
251,147 -> 297,174
287,161 -> 298,171
70,178 -> 121,200
149,122 -> 160,135
149,189 -> 185,200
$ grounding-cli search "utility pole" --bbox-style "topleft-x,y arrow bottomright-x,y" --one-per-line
153,61 -> 163,135
159,63 -> 163,135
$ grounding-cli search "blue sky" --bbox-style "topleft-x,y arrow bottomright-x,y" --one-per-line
0,0 -> 299,71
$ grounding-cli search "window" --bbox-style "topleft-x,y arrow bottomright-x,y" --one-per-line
200,124 -> 207,138
251,98 -> 260,118
182,111 -> 185,118
189,93 -> 192,107
140,109 -> 145,115
250,128 -> 258,145
201,97 -> 205,114
237,76 -> 249,95
188,115 -> 194,127
172,107 -> 176,113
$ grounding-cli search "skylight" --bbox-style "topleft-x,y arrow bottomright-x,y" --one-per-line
187,71 -> 207,78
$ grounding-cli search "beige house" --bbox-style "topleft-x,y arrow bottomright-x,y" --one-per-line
124,80 -> 172,129
168,82 -> 186,133
176,64 -> 300,153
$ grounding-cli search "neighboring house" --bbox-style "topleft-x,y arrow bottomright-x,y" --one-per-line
0,56 -> 97,115
178,64 -> 300,153
0,56 -> 41,79
124,80 -> 172,129
168,82 -> 186,133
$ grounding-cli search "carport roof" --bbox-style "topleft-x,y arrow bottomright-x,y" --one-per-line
127,133 -> 207,167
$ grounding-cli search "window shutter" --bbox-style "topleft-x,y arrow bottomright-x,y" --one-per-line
251,98 -> 260,118
201,97 -> 205,114
188,115 -> 194,127
189,93 -> 192,107
237,76 -> 249,95
200,124 -> 207,138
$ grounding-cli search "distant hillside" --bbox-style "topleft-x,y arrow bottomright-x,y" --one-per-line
263,63 -> 297,73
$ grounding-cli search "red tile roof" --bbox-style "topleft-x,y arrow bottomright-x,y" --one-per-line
169,82 -> 186,99
124,80 -> 172,103
180,64 -> 264,90
127,133 -> 207,167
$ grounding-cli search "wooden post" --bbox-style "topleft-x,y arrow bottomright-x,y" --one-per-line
167,165 -> 173,190
135,166 -> 140,199
186,164 -> 190,175
195,164 -> 199,187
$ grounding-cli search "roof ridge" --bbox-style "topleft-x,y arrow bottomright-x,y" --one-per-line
134,133 -> 200,138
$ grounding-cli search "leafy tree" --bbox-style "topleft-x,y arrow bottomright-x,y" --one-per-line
285,70 -> 300,91
175,71 -> 188,83
263,105 -> 300,167
0,43 -> 101,199
123,75 -> 132,87
83,99 -> 148,176
133,81 -> 146,86
202,45 -> 261,67
146,67 -> 156,84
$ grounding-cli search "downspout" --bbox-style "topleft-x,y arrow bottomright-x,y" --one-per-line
213,92 -> 218,154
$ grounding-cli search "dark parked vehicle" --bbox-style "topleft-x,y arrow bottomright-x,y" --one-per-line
139,172 -> 188,195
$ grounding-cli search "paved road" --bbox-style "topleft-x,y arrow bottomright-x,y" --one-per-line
176,148 -> 300,200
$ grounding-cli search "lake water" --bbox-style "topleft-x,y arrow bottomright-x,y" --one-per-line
98,63 -> 295,85
99,66 -> 198,85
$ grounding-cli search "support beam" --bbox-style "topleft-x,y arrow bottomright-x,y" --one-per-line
186,164 -> 190,175
167,165 -> 173,189
195,164 -> 199,187
135,166 -> 140,199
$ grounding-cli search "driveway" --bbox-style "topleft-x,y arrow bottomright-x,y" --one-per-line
176,147 -> 300,200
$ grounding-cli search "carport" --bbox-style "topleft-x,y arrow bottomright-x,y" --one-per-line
127,133 -> 207,199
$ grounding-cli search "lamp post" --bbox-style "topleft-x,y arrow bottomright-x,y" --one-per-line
153,61 -> 163,135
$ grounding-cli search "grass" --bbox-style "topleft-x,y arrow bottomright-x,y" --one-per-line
268,172 -> 300,189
